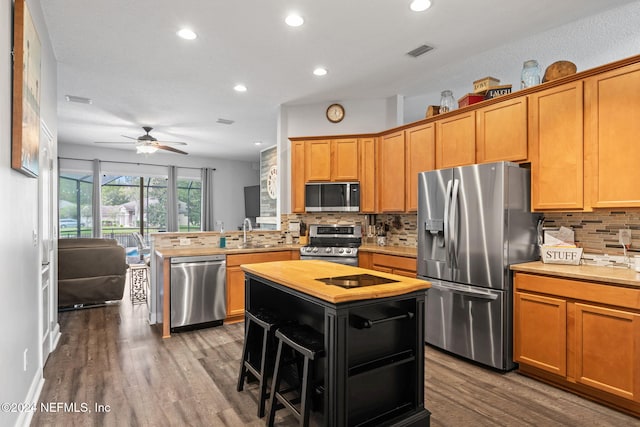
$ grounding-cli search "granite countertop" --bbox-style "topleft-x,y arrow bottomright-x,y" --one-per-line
155,244 -> 301,258
511,261 -> 640,288
359,244 -> 417,258
241,260 -> 430,304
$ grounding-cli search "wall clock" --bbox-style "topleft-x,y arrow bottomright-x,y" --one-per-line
326,103 -> 345,123
266,165 -> 278,199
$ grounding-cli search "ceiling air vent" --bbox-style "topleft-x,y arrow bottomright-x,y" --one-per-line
407,44 -> 434,58
65,95 -> 92,104
216,118 -> 234,125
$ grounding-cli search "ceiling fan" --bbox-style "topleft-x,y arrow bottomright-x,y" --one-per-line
94,126 -> 188,155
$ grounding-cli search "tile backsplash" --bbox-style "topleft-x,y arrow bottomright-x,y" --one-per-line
543,209 -> 640,255
154,209 -> 640,254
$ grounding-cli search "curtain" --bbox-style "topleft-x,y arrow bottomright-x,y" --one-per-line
92,159 -> 102,237
166,166 -> 178,232
201,167 -> 215,231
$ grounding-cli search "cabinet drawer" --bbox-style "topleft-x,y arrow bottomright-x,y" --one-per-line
227,251 -> 293,267
514,272 -> 640,311
371,253 -> 416,274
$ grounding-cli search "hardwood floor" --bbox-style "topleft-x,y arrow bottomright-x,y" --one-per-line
32,286 -> 639,427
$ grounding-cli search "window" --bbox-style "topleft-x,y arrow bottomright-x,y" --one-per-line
58,173 -> 93,238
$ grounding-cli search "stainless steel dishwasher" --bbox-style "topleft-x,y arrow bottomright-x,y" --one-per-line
170,255 -> 226,331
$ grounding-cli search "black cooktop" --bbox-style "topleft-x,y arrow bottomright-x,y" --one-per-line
316,274 -> 398,288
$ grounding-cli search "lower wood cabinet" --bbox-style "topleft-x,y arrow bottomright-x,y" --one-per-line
225,250 -> 299,323
359,252 -> 416,278
514,272 -> 640,416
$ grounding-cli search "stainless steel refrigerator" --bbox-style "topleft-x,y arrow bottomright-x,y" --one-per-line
417,161 -> 541,370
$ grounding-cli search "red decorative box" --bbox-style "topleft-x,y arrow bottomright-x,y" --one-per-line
458,93 -> 485,108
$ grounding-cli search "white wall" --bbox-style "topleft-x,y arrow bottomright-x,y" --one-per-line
402,1 -> 640,123
58,143 -> 260,231
0,1 -> 57,426
278,1 -> 640,214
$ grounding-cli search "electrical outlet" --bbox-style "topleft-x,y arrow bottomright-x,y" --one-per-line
619,229 -> 632,246
179,238 -> 191,246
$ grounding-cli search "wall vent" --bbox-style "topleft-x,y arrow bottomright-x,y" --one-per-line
65,95 -> 92,104
407,44 -> 434,58
216,118 -> 235,125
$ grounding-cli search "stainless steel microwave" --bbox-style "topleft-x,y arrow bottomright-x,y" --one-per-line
305,182 -> 360,212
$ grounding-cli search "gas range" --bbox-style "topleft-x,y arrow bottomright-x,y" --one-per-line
300,224 -> 362,266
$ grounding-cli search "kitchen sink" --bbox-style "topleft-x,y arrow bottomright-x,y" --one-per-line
236,243 -> 274,249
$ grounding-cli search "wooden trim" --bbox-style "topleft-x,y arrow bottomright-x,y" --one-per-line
162,257 -> 171,338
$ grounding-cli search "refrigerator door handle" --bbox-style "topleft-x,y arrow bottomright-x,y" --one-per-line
449,179 -> 460,268
429,281 -> 499,301
443,179 -> 453,254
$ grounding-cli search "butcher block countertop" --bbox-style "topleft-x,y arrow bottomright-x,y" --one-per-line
241,260 -> 430,304
511,261 -> 640,288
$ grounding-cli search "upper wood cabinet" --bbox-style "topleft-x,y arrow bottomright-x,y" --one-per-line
378,131 -> 406,212
585,61 -> 640,208
435,111 -> 476,169
405,123 -> 435,212
291,140 -> 306,213
305,138 -> 359,182
529,81 -> 585,211
359,137 -> 377,213
476,96 -> 528,163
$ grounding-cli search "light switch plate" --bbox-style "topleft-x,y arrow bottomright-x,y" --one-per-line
179,238 -> 191,246
619,229 -> 632,246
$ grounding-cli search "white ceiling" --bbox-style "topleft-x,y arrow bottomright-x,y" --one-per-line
41,0 -> 635,162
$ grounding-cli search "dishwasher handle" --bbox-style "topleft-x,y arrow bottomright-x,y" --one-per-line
170,255 -> 226,264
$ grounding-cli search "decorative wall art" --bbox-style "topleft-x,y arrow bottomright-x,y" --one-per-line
12,0 -> 41,177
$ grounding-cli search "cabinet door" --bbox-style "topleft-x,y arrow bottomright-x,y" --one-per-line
226,266 -> 245,318
359,138 -> 377,213
405,123 -> 435,212
378,131 -> 406,212
476,96 -> 528,163
514,291 -> 567,376
574,303 -> 640,401
305,140 -> 332,181
529,81 -> 584,210
435,111 -> 476,168
332,138 -> 359,181
585,62 -> 640,208
291,140 -> 306,213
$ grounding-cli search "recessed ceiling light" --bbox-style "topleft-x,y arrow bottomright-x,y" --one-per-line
313,67 -> 328,76
176,28 -> 197,40
410,0 -> 432,12
254,141 -> 263,146
285,14 -> 304,27
234,84 -> 247,92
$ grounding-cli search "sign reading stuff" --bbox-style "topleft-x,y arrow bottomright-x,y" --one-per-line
541,245 -> 583,265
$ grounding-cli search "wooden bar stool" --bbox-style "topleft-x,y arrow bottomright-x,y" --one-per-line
266,324 -> 324,427
237,309 -> 284,418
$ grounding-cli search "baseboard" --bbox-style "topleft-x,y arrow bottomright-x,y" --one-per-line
14,370 -> 44,427
50,323 -> 61,353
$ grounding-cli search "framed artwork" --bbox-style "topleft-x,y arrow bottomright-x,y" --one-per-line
12,0 -> 41,178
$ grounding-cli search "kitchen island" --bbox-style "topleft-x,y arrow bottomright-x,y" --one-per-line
241,260 -> 431,427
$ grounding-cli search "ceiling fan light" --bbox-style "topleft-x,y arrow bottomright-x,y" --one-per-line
136,145 -> 159,154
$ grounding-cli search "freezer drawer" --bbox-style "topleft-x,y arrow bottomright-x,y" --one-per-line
170,255 -> 226,330
424,279 -> 512,370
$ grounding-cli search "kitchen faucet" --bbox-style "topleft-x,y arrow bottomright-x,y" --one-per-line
243,218 -> 253,243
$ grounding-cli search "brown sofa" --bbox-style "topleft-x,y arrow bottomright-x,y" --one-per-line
58,238 -> 128,308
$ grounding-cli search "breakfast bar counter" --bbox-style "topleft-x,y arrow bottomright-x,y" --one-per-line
241,260 -> 431,427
